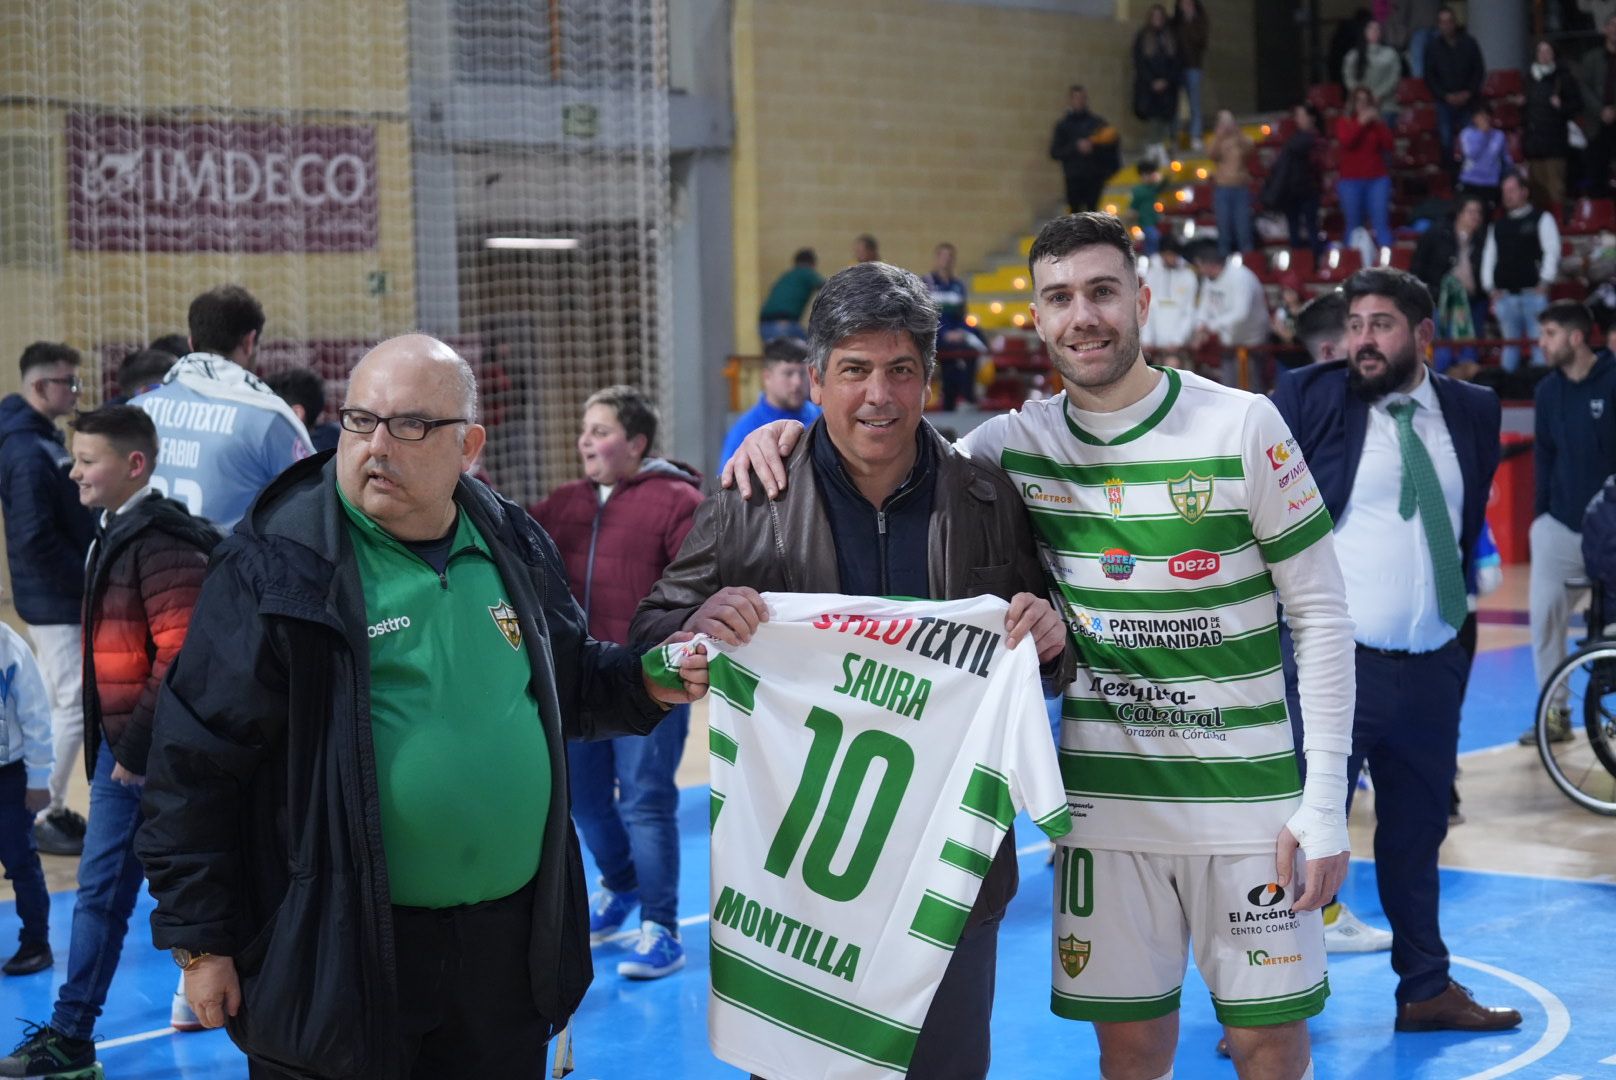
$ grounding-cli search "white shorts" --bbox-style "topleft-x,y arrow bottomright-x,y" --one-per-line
1049,846 -> 1328,1027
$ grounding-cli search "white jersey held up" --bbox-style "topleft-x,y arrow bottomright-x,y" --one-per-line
649,592 -> 1072,1080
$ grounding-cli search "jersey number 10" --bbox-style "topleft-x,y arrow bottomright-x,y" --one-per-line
765,707 -> 915,903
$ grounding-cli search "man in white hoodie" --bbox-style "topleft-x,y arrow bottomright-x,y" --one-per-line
132,285 -> 313,532
1192,243 -> 1273,391
1140,238 -> 1200,366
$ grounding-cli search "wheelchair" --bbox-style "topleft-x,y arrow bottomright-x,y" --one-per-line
1534,577 -> 1616,816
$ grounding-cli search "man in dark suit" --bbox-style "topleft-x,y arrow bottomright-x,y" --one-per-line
1272,268 -> 1520,1034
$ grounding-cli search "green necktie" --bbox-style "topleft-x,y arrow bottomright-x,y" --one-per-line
1386,399 -> 1468,631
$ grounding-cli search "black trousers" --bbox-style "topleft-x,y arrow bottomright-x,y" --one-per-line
1349,640 -> 1468,1005
1064,171 -> 1106,214
249,877 -> 546,1080
752,914 -> 1001,1080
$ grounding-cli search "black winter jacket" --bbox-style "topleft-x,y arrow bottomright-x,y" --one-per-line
135,454 -> 665,1079
0,394 -> 95,625
1523,65 -> 1583,161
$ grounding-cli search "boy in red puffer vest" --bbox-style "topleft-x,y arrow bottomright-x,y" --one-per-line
531,385 -> 702,980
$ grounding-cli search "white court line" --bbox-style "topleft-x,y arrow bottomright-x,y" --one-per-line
1601,1053 -> 1616,1065
98,1026 -> 178,1050
1452,954 -> 1572,1080
1544,1075 -> 1582,1080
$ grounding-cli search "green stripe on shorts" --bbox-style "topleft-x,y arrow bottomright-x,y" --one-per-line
1051,986 -> 1182,1023
1212,977 -> 1331,1026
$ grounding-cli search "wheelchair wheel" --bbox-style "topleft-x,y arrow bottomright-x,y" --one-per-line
1536,643 -> 1616,816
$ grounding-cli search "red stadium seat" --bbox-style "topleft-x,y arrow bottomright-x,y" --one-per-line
1262,117 -> 1298,147
1550,280 -> 1586,302
1313,247 -> 1363,284
1396,77 -> 1434,105
1566,198 -> 1616,236
1398,107 -> 1437,137
1389,246 -> 1414,271
1483,69 -> 1524,98
1307,83 -> 1343,111
1506,129 -> 1524,162
1494,101 -> 1522,130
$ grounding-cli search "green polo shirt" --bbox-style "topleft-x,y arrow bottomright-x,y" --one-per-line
339,488 -> 550,908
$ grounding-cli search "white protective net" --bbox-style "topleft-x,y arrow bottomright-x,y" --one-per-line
0,0 -> 671,506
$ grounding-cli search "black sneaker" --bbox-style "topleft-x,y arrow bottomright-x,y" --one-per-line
0,1023 -> 96,1078
2,942 -> 52,976
32,811 -> 84,858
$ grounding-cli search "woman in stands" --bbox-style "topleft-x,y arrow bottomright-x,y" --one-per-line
1132,5 -> 1182,164
1523,39 -> 1584,211
1342,19 -> 1402,127
1172,0 -> 1210,151
1335,86 -> 1396,251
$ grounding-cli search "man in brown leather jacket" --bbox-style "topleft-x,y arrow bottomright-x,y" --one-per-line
631,260 -> 1069,1080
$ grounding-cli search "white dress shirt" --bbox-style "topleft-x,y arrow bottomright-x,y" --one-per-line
1332,369 -> 1466,653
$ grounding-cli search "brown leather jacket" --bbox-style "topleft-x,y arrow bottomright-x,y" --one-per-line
631,419 -> 1073,926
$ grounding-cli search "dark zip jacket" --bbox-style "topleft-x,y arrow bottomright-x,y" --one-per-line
0,394 -> 96,625
135,453 -> 665,1079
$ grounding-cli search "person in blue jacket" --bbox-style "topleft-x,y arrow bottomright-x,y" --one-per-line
0,343 -> 94,857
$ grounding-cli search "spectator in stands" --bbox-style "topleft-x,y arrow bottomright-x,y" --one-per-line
1050,85 -> 1121,214
1209,111 -> 1255,256
1336,86 -> 1397,251
1413,196 -> 1490,371
113,349 -> 175,405
1264,103 -> 1328,259
1132,5 -> 1182,165
1521,300 -> 1616,745
1172,0 -> 1209,150
0,343 -> 94,859
1191,242 -> 1272,390
1141,235 -> 1199,366
1270,281 -> 1307,350
1387,0 -> 1442,80
1293,288 -> 1351,365
149,334 -> 189,359
853,234 -> 880,263
132,286 -> 314,533
925,242 -> 988,410
1483,172 -> 1562,371
267,368 -> 342,453
1523,39 -> 1584,210
0,405 -> 217,1078
1578,14 -> 1616,198
532,386 -> 703,981
1343,19 -> 1403,125
1131,158 -> 1166,255
719,338 -> 821,469
1424,5 -> 1486,160
1330,8 -> 1374,93
1456,103 -> 1513,213
758,248 -> 824,344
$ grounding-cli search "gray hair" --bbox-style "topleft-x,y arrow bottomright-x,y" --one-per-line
806,262 -> 939,381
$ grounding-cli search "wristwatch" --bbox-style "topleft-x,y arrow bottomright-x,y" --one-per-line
171,947 -> 212,971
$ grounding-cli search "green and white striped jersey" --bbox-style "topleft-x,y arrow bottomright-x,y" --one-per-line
692,592 -> 1071,1080
961,367 -> 1334,856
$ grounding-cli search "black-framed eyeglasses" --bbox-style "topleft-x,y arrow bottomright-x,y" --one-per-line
37,376 -> 81,393
338,408 -> 468,442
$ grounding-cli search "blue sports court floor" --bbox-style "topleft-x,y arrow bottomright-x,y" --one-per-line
0,642 -> 1611,1078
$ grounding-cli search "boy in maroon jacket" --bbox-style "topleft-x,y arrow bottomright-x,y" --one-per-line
531,385 -> 701,979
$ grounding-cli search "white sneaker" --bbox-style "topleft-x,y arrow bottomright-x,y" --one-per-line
1322,902 -> 1393,953
172,988 -> 204,1031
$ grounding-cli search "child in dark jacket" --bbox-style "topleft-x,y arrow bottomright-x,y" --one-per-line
0,405 -> 218,1076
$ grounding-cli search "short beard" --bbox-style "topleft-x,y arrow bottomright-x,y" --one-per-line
1348,345 -> 1421,402
1051,318 -> 1144,391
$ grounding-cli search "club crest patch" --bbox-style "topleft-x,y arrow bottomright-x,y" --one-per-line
1167,472 -> 1214,524
1058,934 -> 1092,978
489,600 -> 522,649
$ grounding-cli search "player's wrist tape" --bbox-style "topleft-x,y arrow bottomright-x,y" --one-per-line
1287,749 -> 1349,861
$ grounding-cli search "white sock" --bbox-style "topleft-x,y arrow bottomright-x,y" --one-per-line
1298,1061 -> 1315,1080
